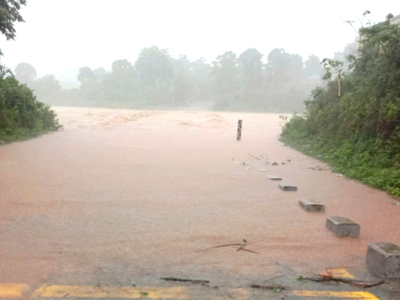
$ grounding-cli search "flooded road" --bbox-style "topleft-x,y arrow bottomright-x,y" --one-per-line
0,107 -> 399,298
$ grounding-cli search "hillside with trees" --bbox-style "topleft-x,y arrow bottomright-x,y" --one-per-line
281,17 -> 400,197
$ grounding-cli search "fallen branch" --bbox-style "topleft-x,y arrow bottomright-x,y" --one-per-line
303,275 -> 385,288
213,243 -> 245,248
238,248 -> 260,254
250,284 -> 286,291
212,241 -> 260,254
161,277 -> 210,284
248,154 -> 261,160
237,244 -> 247,252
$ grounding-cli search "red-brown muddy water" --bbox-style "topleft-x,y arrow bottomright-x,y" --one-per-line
0,107 -> 399,287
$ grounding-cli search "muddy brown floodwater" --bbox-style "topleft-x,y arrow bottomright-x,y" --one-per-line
0,107 -> 400,291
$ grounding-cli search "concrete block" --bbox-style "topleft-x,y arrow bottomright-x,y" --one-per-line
326,216 -> 360,237
299,200 -> 325,212
268,175 -> 282,181
279,184 -> 297,191
366,243 -> 400,279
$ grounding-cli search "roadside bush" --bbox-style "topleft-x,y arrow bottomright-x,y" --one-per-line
281,20 -> 400,198
0,67 -> 61,143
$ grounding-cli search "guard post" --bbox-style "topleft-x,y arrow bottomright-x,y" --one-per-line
237,119 -> 242,141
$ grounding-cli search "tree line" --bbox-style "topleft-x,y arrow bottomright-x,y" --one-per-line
15,46 -> 326,112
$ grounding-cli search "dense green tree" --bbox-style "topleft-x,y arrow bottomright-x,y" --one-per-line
211,51 -> 239,109
0,66 -> 61,142
304,55 -> 323,78
237,48 -> 264,108
172,55 -> 192,106
281,20 -> 400,197
0,1 -> 61,144
102,59 -> 138,105
93,68 -> 108,81
288,54 -> 304,81
135,46 -> 174,105
15,62 -> 36,85
32,75 -> 61,104
190,57 -> 212,102
0,0 -> 26,55
77,66 -> 95,83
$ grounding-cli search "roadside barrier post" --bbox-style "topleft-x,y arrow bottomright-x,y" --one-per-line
237,120 -> 242,141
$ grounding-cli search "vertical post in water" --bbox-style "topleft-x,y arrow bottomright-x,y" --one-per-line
237,119 -> 242,141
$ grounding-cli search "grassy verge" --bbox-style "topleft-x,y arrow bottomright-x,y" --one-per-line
280,117 -> 400,199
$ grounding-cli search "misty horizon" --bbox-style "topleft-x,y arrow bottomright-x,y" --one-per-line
0,0 -> 398,81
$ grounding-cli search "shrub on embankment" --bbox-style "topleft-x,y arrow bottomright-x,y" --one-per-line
0,67 -> 61,144
280,20 -> 400,198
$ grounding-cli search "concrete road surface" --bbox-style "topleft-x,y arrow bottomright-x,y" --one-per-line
0,107 -> 399,299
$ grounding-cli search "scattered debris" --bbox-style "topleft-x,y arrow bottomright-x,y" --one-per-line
250,284 -> 286,292
281,162 -> 286,165
213,243 -> 244,248
307,166 -> 331,171
248,154 -> 261,160
287,159 -> 291,162
160,277 -> 210,284
212,240 -> 260,254
301,275 -> 385,288
392,202 -> 400,206
232,159 -> 247,166
272,162 -> 279,166
336,174 -> 344,177
246,167 -> 251,170
269,176 -> 282,181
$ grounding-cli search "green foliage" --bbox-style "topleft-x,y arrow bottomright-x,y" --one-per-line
0,66 -> 61,143
281,20 -> 400,198
0,0 -> 26,55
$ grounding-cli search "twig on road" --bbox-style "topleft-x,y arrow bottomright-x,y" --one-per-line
250,284 -> 286,291
238,248 -> 260,254
160,277 -> 210,284
303,275 -> 386,288
213,243 -> 245,248
212,240 -> 260,254
248,154 -> 261,160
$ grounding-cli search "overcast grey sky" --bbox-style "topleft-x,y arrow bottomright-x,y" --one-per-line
0,0 -> 398,78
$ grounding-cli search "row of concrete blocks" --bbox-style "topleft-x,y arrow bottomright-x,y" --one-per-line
270,175 -> 400,279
